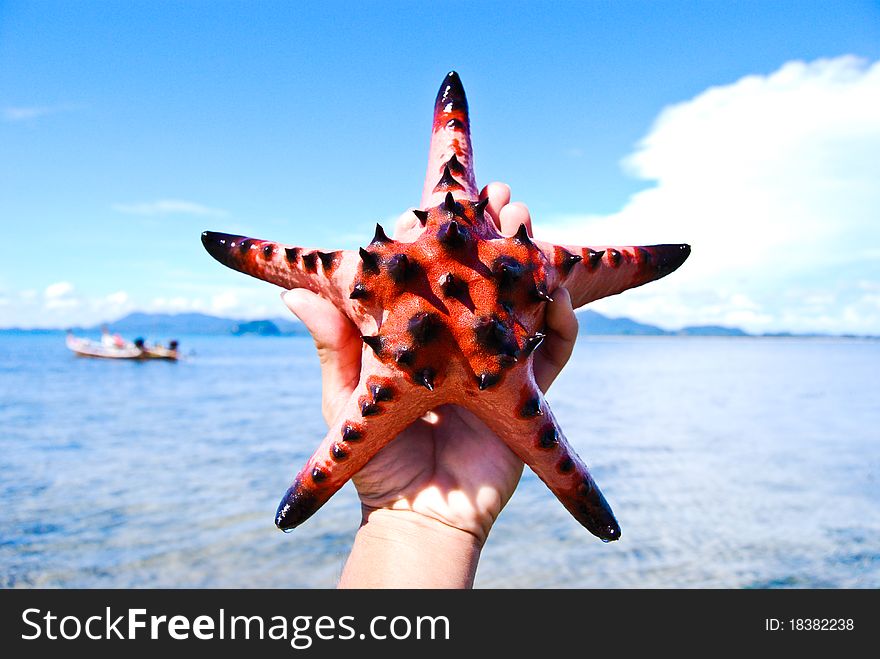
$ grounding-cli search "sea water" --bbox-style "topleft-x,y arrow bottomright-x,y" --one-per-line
1,333 -> 878,588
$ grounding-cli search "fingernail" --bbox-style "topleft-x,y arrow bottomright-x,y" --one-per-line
281,289 -> 299,309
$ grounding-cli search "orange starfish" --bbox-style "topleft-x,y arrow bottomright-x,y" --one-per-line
202,72 -> 690,541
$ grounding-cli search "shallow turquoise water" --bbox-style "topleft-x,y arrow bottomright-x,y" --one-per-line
1,333 -> 878,588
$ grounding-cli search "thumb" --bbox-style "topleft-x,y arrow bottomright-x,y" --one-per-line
282,289 -> 362,422
533,287 -> 578,393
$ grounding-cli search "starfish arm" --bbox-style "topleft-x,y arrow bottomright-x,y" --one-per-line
461,381 -> 621,542
420,71 -> 479,209
275,370 -> 432,531
536,240 -> 691,309
201,230 -> 359,308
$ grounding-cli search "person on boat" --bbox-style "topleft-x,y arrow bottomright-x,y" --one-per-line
101,325 -> 126,349
133,337 -> 146,353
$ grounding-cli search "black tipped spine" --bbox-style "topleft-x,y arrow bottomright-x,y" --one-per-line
478,372 -> 501,390
387,254 -> 410,283
538,425 -> 559,449
342,424 -> 362,442
492,257 -> 524,288
475,317 -> 517,356
433,164 -> 464,193
370,384 -> 393,403
522,332 -> 546,357
359,247 -> 379,273
317,251 -> 336,271
371,223 -> 391,245
513,223 -> 532,246
520,396 -> 543,417
560,249 -> 583,275
499,354 -> 518,367
533,283 -> 553,303
395,349 -> 415,366
446,153 -> 466,176
407,311 -> 436,345
360,401 -> 381,417
361,335 -> 383,355
438,220 -> 467,249
419,368 -> 435,391
444,191 -> 457,213
302,252 -> 318,272
440,272 -> 464,297
349,282 -> 368,300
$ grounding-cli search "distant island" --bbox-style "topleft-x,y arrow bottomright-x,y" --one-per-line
575,311 -> 748,337
3,310 -> 868,338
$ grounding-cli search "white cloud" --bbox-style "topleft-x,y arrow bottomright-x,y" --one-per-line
149,296 -> 202,313
102,291 -> 134,317
44,281 -> 74,299
105,291 -> 129,306
43,281 -> 79,311
1,281 -> 285,329
146,288 -> 279,318
112,199 -> 228,217
210,290 -> 240,314
3,104 -> 81,122
540,56 -> 880,334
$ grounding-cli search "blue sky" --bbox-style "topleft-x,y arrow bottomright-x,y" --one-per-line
2,1 -> 879,332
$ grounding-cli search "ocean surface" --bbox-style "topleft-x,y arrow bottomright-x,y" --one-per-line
1,333 -> 878,589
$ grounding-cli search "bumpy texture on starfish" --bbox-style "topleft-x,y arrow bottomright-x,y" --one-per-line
202,72 -> 690,542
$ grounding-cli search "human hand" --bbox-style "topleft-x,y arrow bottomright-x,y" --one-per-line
283,183 -> 579,585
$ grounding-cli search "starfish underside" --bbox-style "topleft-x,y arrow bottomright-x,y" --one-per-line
202,72 -> 690,542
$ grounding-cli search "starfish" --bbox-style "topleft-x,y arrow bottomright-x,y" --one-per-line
201,72 -> 690,542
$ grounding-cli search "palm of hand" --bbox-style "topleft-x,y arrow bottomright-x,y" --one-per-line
352,403 -> 524,539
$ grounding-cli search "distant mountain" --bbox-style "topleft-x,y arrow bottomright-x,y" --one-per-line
576,311 -> 749,337
98,312 -> 236,335
677,324 -> 748,337
79,312 -> 308,337
577,310 -> 670,335
231,320 -> 286,336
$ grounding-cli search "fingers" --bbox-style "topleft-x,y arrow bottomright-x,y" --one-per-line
499,202 -> 533,237
282,289 -> 362,423
480,183 -> 533,237
394,208 -> 422,239
533,288 -> 579,393
282,288 -> 356,352
479,182 -> 510,228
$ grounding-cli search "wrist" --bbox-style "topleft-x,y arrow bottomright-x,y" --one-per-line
338,507 -> 483,589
